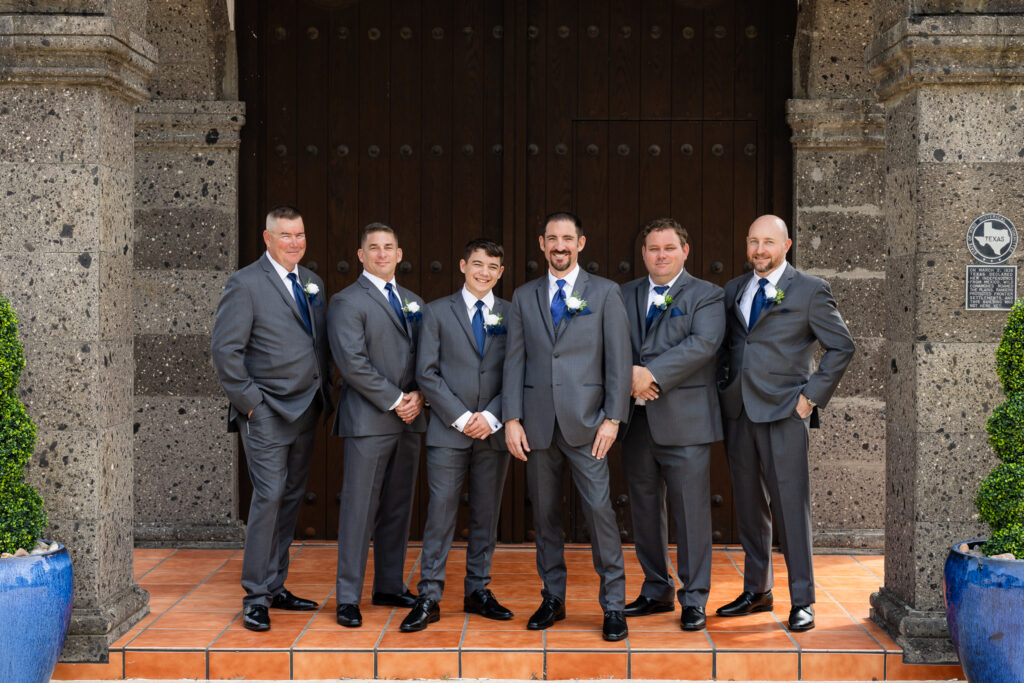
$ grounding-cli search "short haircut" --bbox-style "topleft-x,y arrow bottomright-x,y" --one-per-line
266,204 -> 302,230
360,221 -> 398,248
640,217 -> 689,248
462,237 -> 504,264
542,211 -> 583,237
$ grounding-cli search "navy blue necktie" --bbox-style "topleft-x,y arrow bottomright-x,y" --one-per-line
385,282 -> 408,333
645,285 -> 670,333
287,273 -> 312,334
472,300 -> 486,356
550,279 -> 567,327
748,277 -> 769,330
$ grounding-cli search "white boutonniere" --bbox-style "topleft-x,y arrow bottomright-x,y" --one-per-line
564,292 -> 589,316
403,299 -> 422,322
770,287 -> 785,305
652,293 -> 673,311
483,310 -> 506,336
304,279 -> 323,306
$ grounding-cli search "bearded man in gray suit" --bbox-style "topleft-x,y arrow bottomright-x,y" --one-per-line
399,238 -> 514,632
620,218 -> 725,632
717,215 -> 854,632
328,223 -> 426,628
503,212 -> 632,642
211,205 -> 332,631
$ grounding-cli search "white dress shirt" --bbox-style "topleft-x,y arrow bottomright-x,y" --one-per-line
548,264 -> 581,304
360,269 -> 406,410
265,251 -> 301,293
451,286 -> 502,436
739,261 -> 788,327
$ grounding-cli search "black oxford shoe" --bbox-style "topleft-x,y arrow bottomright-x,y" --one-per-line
680,605 -> 706,631
788,604 -> 815,632
270,588 -> 318,611
526,597 -> 566,630
623,595 -> 675,617
371,589 -> 417,608
336,603 -> 362,628
464,588 -> 514,620
243,604 -> 270,632
400,597 -> 441,632
716,590 -> 774,617
602,610 -> 628,642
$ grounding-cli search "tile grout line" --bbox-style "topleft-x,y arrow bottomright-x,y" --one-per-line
118,546 -> 182,660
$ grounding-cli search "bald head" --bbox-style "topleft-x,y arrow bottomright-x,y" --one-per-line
746,214 -> 791,276
749,214 -> 789,241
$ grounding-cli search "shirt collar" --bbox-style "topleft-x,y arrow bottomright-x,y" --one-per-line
361,269 -> 398,294
648,268 -> 684,293
265,251 -> 299,280
751,261 -> 788,288
548,264 -> 580,293
461,286 -> 495,312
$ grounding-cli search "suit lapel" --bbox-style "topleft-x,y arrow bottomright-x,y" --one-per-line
482,298 -> 504,357
634,280 -> 649,342
296,267 -> 318,341
643,271 -> 689,348
733,274 -> 751,329
449,293 -> 479,355
556,270 -> 590,339
533,278 -> 556,344
360,275 -> 409,337
749,263 -> 795,332
261,257 -> 309,334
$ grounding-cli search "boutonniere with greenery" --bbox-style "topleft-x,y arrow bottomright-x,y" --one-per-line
770,287 -> 785,305
652,292 -> 673,311
565,292 -> 589,316
403,299 -> 422,322
483,310 -> 506,336
304,280 -> 323,307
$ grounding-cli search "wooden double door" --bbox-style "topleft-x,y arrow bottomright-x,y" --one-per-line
237,0 -> 795,544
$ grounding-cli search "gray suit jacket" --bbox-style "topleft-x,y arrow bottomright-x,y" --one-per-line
416,292 -> 509,451
718,263 -> 855,423
621,270 -> 726,446
210,253 -> 332,430
503,271 -> 632,450
328,274 -> 426,437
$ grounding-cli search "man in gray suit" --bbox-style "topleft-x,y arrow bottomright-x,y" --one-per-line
211,205 -> 332,631
400,238 -> 514,632
620,218 -> 725,631
717,215 -> 854,632
503,212 -> 632,642
327,223 -> 426,628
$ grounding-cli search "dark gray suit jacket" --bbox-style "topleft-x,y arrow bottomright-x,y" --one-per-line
328,274 -> 427,438
503,271 -> 632,450
416,292 -> 509,451
622,270 -> 725,446
718,263 -> 855,423
210,254 -> 332,430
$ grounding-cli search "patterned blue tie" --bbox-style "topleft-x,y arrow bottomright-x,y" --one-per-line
550,279 -> 567,327
472,300 -> 486,356
748,278 -> 769,331
385,282 -> 408,333
645,285 -> 670,333
286,273 -> 312,334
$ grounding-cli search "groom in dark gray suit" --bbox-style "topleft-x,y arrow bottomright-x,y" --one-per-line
503,212 -> 632,642
620,218 -> 725,631
211,205 -> 332,631
717,215 -> 854,632
400,238 -> 514,632
328,223 -> 426,628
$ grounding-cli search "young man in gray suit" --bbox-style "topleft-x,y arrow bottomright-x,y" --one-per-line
327,223 -> 426,628
503,212 -> 632,642
400,238 -> 514,632
620,218 -> 725,631
211,205 -> 332,631
717,214 -> 854,632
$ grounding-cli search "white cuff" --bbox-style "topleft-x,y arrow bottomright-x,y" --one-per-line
389,393 -> 404,411
452,411 -> 473,432
481,411 -> 502,433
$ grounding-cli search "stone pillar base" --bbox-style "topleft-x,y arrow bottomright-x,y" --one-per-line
135,521 -> 246,547
870,588 -> 957,664
63,585 -> 150,663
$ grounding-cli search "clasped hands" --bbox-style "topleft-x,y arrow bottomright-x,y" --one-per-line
395,391 -> 424,423
504,417 -> 618,463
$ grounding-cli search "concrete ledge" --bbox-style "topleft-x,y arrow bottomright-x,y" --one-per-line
63,584 -> 150,662
135,100 -> 246,150
134,521 -> 245,547
870,587 -> 957,664
787,98 -> 885,150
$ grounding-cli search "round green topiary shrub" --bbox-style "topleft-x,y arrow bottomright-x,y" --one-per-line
979,297 -> 1024,557
0,297 -> 47,556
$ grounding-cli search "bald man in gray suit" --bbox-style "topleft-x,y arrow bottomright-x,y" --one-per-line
211,205 -> 333,632
328,223 -> 426,629
717,215 -> 854,633
503,212 -> 632,642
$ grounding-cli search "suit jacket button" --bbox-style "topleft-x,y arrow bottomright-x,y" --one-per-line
553,352 -> 560,358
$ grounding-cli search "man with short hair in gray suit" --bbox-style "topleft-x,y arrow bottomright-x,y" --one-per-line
717,215 -> 854,632
503,212 -> 632,642
211,205 -> 332,632
620,218 -> 725,632
327,223 -> 426,628
400,238 -> 514,632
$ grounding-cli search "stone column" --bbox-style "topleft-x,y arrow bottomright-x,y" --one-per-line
867,10 -> 1023,663
0,11 -> 156,662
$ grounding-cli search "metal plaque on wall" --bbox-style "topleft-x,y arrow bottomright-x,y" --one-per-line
966,213 -> 1017,310
966,265 -> 1016,310
967,213 -> 1017,265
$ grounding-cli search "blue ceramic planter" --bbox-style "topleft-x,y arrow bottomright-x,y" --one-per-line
943,539 -> 1024,683
0,543 -> 73,683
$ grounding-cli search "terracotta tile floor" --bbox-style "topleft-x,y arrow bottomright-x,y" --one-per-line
51,543 -> 965,681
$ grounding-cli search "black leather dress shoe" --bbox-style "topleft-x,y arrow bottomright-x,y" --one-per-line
270,588 -> 318,611
680,605 -> 706,631
602,610 -> 628,641
464,588 -> 514,620
400,597 -> 440,632
371,589 -> 417,607
716,590 -> 774,617
243,604 -> 270,631
788,604 -> 815,632
623,595 -> 675,617
336,603 -> 362,628
526,597 -> 566,630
